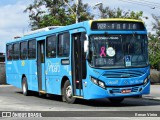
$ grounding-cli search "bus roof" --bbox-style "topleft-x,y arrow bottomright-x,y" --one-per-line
6,18 -> 145,44
24,26 -> 63,36
90,18 -> 143,22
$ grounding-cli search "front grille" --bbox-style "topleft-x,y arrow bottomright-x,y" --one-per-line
131,86 -> 139,92
103,70 -> 145,78
109,86 -> 140,94
111,89 -> 120,93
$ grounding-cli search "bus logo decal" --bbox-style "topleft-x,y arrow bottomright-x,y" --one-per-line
47,60 -> 60,73
124,80 -> 129,85
21,61 -> 25,66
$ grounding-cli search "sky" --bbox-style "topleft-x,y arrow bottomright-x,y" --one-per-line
0,0 -> 160,53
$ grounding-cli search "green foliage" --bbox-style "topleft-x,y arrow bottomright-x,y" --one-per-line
25,0 -> 147,30
152,14 -> 160,37
148,34 -> 160,70
24,0 -> 45,30
24,0 -> 93,30
148,15 -> 160,70
97,4 -> 144,20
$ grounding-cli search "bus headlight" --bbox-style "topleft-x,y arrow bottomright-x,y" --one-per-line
143,75 -> 150,86
90,76 -> 98,85
143,78 -> 148,85
90,76 -> 106,89
98,81 -> 105,89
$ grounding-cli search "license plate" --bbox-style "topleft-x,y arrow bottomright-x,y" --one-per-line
121,89 -> 131,94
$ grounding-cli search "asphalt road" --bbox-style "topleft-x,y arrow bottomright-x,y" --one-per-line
0,85 -> 160,119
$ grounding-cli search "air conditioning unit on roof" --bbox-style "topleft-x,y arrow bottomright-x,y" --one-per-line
24,26 -> 63,36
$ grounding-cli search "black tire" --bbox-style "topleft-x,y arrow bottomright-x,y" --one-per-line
62,80 -> 75,104
109,98 -> 124,104
22,77 -> 29,96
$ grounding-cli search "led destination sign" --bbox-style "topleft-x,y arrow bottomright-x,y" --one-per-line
91,21 -> 145,31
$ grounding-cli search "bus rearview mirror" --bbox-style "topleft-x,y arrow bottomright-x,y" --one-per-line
84,40 -> 89,52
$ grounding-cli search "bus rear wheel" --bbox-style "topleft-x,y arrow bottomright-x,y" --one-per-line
109,98 -> 124,104
22,77 -> 29,96
62,80 -> 75,104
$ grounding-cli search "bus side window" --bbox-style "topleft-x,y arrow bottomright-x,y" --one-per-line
20,41 -> 28,60
46,35 -> 56,58
58,32 -> 70,57
13,43 -> 20,60
7,44 -> 13,61
28,40 -> 36,59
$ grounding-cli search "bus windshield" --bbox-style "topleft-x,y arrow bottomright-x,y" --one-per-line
88,34 -> 149,68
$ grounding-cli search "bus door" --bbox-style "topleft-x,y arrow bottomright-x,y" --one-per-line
72,32 -> 87,97
37,39 -> 46,92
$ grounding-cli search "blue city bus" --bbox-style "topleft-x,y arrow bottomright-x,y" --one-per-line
6,19 -> 150,103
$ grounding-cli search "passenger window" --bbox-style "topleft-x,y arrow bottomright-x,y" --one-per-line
13,43 -> 20,60
46,35 -> 56,58
58,33 -> 70,57
28,40 -> 36,59
20,41 -> 28,60
7,44 -> 13,60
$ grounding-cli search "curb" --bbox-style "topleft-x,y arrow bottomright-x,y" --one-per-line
0,84 -> 12,87
142,96 -> 160,101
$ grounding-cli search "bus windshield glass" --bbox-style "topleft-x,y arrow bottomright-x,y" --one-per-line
88,34 -> 149,68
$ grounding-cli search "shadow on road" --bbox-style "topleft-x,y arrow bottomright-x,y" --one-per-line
16,91 -> 160,108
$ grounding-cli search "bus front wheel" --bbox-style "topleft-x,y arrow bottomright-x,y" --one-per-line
22,77 -> 29,96
109,98 -> 124,104
62,80 -> 75,104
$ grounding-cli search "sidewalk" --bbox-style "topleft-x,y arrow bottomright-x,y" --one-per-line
143,85 -> 160,100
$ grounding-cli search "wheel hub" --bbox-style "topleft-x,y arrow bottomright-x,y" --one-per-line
23,83 -> 26,93
66,85 -> 72,98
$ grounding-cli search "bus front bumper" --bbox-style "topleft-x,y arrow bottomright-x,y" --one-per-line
84,81 -> 150,100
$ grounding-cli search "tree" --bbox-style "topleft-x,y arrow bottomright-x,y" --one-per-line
76,0 -> 94,22
24,0 -> 45,30
152,15 -> 160,37
24,0 -> 93,30
97,4 -> 144,20
148,15 -> 160,70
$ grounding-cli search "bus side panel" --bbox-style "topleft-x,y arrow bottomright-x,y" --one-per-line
45,59 -> 72,95
57,58 -> 72,95
6,61 -> 13,85
45,58 -> 61,95
6,61 -> 21,88
27,74 -> 38,91
19,60 -> 29,82
15,61 -> 21,88
46,76 -> 61,95
27,60 -> 38,91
